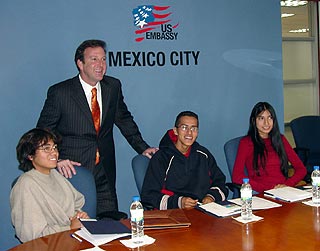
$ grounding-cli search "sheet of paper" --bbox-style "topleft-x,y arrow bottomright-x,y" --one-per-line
232,214 -> 263,224
302,199 -> 320,207
120,235 -> 155,249
76,227 -> 130,246
229,196 -> 282,210
264,186 -> 312,202
199,201 -> 241,217
80,246 -> 105,251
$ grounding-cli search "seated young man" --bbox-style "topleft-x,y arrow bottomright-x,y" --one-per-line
141,111 -> 228,209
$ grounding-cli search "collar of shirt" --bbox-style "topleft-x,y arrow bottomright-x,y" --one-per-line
78,75 -> 102,117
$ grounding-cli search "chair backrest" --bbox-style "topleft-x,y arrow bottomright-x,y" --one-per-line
224,136 -> 243,178
131,154 -> 150,195
290,116 -> 320,155
69,166 -> 97,219
11,176 -> 19,188
7,177 -> 23,249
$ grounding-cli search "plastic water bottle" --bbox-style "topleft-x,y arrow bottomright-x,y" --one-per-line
240,178 -> 252,220
311,166 -> 320,204
130,195 -> 144,243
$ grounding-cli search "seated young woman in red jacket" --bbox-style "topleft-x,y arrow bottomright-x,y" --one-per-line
232,102 -> 307,193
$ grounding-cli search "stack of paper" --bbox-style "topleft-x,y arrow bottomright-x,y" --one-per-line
76,228 -> 130,247
229,196 -> 282,210
198,196 -> 283,217
264,186 -> 312,202
198,201 -> 241,217
76,219 -> 131,246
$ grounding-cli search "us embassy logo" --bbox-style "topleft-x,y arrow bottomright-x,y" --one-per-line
132,5 -> 179,42
107,5 -> 200,67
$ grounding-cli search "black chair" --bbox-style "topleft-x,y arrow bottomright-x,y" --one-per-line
224,136 -> 243,198
69,167 -> 128,220
290,115 -> 320,182
7,177 -> 23,248
71,167 -> 127,221
131,154 -> 150,195
131,154 -> 154,210
69,166 -> 97,219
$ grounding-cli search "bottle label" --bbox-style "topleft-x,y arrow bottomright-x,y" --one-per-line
312,177 -> 320,186
130,208 -> 143,221
241,190 -> 252,200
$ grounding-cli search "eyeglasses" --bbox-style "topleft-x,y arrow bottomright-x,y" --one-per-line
177,124 -> 199,132
38,144 -> 58,153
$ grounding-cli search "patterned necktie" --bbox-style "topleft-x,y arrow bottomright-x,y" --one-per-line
91,87 -> 100,164
91,88 -> 100,133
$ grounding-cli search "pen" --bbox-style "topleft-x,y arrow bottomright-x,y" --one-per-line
231,209 -> 241,214
264,193 -> 280,201
71,233 -> 82,242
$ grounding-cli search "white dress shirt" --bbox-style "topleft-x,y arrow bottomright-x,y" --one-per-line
79,75 -> 102,123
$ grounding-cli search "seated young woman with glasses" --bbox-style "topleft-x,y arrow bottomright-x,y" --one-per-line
141,111 -> 228,210
10,128 -> 89,243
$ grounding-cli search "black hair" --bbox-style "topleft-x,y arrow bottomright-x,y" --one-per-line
174,111 -> 199,127
74,39 -> 106,71
247,102 -> 289,178
16,128 -> 59,172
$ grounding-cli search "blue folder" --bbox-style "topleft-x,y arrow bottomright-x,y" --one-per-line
80,219 -> 131,235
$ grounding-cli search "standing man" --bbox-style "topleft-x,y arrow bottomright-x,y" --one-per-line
37,39 -> 157,219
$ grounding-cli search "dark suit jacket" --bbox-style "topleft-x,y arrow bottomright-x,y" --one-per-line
37,75 -> 149,189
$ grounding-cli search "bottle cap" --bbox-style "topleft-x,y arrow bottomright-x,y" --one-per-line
132,195 -> 140,201
314,166 -> 319,171
243,178 -> 249,183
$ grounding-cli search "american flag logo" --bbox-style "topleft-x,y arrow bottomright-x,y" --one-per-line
132,5 -> 179,42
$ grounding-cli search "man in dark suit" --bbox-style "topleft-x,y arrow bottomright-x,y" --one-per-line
37,39 -> 157,219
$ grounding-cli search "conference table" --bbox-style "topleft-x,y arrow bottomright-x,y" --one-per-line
8,198 -> 320,251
